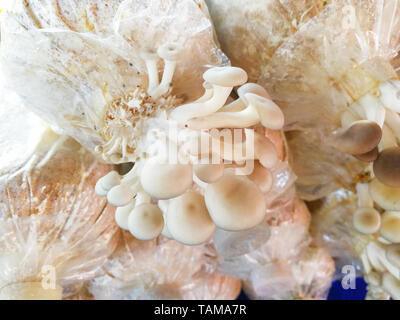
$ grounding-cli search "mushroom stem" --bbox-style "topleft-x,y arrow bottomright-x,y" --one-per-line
169,66 -> 247,124
186,103 -> 259,129
384,108 -> 400,140
357,182 -> 374,208
141,49 -> 160,92
379,80 -> 400,113
149,43 -> 181,99
207,129 -> 278,169
169,85 -> 232,123
351,93 -> 386,127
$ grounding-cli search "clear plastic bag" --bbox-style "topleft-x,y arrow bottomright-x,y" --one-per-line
0,87 -> 120,299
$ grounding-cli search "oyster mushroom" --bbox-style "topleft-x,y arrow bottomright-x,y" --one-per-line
331,120 -> 382,155
380,211 -> 400,243
353,183 -> 381,235
373,147 -> 400,187
128,203 -> 164,241
369,178 -> 400,211
194,163 -> 225,183
140,158 -> 193,200
166,192 -> 216,245
204,175 -> 266,231
386,244 -> 400,268
170,66 -> 248,124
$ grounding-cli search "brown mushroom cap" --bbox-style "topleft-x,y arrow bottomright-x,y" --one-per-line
380,211 -> 400,243
332,120 -> 382,155
353,207 -> 381,235
354,147 -> 379,162
369,179 -> 400,211
373,147 -> 400,187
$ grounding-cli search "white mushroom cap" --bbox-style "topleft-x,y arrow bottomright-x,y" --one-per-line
167,191 -> 216,245
95,181 -> 108,197
194,163 -> 224,183
245,93 -> 284,130
98,171 -> 121,190
128,203 -> 164,241
115,200 -> 135,230
157,42 -> 181,61
386,244 -> 400,268
203,66 -> 248,87
380,211 -> 400,243
140,158 -> 193,200
237,83 -> 271,101
382,272 -> 400,300
369,178 -> 400,211
353,207 -> 381,235
204,175 -> 266,231
107,184 -> 136,207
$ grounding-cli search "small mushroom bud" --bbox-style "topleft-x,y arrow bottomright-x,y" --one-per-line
115,201 -> 135,230
380,211 -> 400,243
331,120 -> 382,155
194,163 -> 224,183
107,184 -> 136,207
382,272 -> 400,300
373,147 -> 400,187
386,244 -> 400,268
353,207 -> 381,235
140,158 -> 193,200
99,171 -> 121,190
167,192 -> 216,245
204,175 -> 266,231
369,178 -> 400,211
128,203 -> 164,241
354,147 -> 379,162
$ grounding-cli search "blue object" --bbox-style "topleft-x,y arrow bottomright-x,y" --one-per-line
237,277 -> 368,300
327,277 -> 367,300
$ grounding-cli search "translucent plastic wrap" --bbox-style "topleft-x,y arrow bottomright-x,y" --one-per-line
89,231 -> 241,300
1,0 -> 227,154
0,89 -> 120,299
207,0 -> 400,200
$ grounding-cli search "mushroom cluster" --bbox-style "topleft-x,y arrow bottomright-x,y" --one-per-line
95,54 -> 285,245
332,79 -> 400,183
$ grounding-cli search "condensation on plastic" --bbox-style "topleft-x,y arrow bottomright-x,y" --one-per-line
0,0 -> 228,154
88,231 -> 241,300
0,89 -> 120,299
206,0 -> 400,200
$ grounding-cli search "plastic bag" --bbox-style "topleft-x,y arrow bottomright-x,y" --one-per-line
0,86 -> 120,299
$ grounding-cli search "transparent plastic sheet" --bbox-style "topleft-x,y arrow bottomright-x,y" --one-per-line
0,89 -> 120,299
207,0 -> 400,200
0,0 -> 228,154
88,231 -> 241,300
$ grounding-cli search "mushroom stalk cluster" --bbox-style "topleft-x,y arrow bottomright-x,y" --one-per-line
95,45 -> 285,245
333,78 -> 400,188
